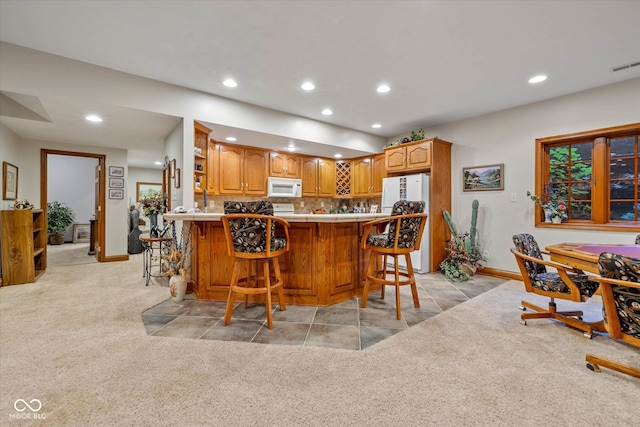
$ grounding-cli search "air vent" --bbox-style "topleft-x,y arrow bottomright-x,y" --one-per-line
611,61 -> 640,72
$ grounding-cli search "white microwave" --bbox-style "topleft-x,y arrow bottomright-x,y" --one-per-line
267,177 -> 302,198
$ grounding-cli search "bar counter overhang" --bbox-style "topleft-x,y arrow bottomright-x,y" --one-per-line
164,212 -> 388,306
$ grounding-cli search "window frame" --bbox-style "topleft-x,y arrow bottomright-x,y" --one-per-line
534,122 -> 640,232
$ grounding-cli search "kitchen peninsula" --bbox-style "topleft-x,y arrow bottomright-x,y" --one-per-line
164,211 -> 388,306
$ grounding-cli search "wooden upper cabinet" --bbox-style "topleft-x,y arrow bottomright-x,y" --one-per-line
194,121 -> 211,194
207,140 -> 219,194
218,144 -> 268,195
219,145 -> 244,194
244,148 -> 268,195
302,156 -> 335,197
385,139 -> 433,173
269,152 -> 300,178
352,154 -> 385,197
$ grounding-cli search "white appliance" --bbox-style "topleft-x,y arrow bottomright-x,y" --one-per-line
267,177 -> 302,198
381,173 -> 431,273
272,203 -> 295,216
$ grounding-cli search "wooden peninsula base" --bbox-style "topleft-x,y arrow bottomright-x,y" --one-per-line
165,213 -> 387,306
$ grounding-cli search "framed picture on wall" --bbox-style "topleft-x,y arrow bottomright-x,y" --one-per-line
109,189 -> 124,199
462,163 -> 504,192
2,161 -> 18,200
109,177 -> 124,188
109,166 -> 124,177
72,223 -> 91,243
136,182 -> 162,201
174,168 -> 181,189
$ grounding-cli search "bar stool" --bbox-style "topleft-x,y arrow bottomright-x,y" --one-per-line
360,201 -> 427,320
139,234 -> 173,286
221,201 -> 290,329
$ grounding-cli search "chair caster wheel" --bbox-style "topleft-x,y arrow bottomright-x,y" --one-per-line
583,332 -> 592,339
519,305 -> 526,311
586,362 -> 600,372
520,319 -> 527,326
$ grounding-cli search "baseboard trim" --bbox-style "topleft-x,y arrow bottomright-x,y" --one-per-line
103,254 -> 129,262
478,267 -> 522,281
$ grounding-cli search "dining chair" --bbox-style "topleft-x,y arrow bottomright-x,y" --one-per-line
511,233 -> 602,338
221,200 -> 290,329
360,200 -> 427,320
585,252 -> 640,378
635,234 -> 640,244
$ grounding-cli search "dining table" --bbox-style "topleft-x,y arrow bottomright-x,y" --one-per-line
545,242 -> 640,274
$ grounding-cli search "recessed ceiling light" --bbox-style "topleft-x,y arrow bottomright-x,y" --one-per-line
528,75 -> 547,84
223,79 -> 238,88
85,115 -> 103,122
322,108 -> 333,115
372,123 -> 382,129
377,84 -> 390,93
225,136 -> 237,142
301,82 -> 315,91
154,161 -> 163,165
334,153 -> 342,158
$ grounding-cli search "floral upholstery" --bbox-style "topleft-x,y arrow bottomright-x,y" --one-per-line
636,234 -> 640,245
598,252 -> 640,339
223,201 -> 286,253
512,233 -> 599,297
366,200 -> 425,249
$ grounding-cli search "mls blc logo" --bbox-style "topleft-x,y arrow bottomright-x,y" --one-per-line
10,399 -> 46,419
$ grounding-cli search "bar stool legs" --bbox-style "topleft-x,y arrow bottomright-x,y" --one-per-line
223,257 -> 286,329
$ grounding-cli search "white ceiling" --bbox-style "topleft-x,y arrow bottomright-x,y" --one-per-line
1,1 -> 639,168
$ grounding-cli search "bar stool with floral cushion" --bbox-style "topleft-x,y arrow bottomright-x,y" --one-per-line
360,200 -> 427,320
221,200 -> 290,329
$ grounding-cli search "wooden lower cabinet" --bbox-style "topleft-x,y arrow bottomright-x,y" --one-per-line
190,220 -> 365,305
0,209 -> 46,285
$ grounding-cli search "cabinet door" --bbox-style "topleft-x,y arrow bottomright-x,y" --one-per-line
352,158 -> 372,196
406,141 -> 432,170
244,148 -> 268,195
317,158 -> 335,197
207,141 -> 219,194
219,145 -> 244,194
371,154 -> 386,196
301,157 -> 318,197
283,154 -> 300,178
386,146 -> 406,172
269,152 -> 287,177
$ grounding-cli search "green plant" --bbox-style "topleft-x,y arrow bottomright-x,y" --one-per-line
440,200 -> 483,281
47,201 -> 75,233
139,189 -> 165,216
410,128 -> 425,141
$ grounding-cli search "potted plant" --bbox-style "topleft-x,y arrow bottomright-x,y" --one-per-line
439,200 -> 484,281
163,222 -> 192,302
47,201 -> 75,245
527,191 -> 567,223
138,189 -> 165,236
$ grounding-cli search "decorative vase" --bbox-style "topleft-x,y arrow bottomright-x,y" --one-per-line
169,274 -> 187,302
552,216 -> 562,224
150,213 -> 158,237
543,209 -> 552,223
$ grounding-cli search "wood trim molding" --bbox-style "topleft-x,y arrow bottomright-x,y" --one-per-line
103,255 -> 129,262
477,267 -> 522,281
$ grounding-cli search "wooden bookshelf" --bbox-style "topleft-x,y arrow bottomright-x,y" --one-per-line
0,209 -> 47,285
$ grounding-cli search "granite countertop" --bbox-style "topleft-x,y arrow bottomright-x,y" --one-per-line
163,212 -> 388,223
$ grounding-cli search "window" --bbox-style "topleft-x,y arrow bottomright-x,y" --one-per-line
535,123 -> 640,231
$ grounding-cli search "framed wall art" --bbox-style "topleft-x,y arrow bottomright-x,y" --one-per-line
72,223 -> 91,243
109,177 -> 124,188
2,161 -> 18,200
109,189 -> 124,199
462,163 -> 504,192
174,168 -> 181,189
108,166 -> 124,177
136,182 -> 162,201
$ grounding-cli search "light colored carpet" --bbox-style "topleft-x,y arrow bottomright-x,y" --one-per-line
0,255 -> 638,426
46,243 -> 96,267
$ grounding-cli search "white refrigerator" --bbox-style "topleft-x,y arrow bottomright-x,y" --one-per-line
381,173 -> 430,273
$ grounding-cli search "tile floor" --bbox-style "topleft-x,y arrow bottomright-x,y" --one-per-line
141,273 -> 508,350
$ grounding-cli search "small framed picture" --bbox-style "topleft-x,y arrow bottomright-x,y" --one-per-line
109,189 -> 124,199
462,163 -> 504,192
170,159 -> 176,178
109,177 -> 124,188
2,161 -> 18,200
370,204 -> 378,213
109,166 -> 124,177
72,223 -> 91,243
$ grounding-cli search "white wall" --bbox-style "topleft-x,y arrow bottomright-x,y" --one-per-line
0,123 -> 23,209
48,154 -> 98,242
392,78 -> 640,273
